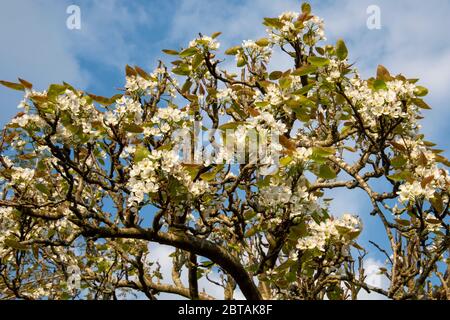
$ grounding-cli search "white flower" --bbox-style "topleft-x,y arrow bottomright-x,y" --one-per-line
189,36 -> 220,51
216,88 -> 237,103
246,111 -> 287,136
125,73 -> 158,93
344,76 -> 420,129
241,39 -> 272,63
296,214 -> 361,254
11,115 -> 30,127
11,167 -> 35,184
260,185 -> 292,207
398,181 -> 435,203
293,147 -> 312,162
268,11 -> 326,45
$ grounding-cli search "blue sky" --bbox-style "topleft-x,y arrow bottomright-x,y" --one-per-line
1,0 -> 450,299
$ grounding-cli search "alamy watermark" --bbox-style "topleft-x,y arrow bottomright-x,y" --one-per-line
66,5 -> 81,30
367,5 -> 382,30
170,121 -> 282,175
66,264 -> 81,291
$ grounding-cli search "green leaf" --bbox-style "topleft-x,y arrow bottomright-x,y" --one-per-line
289,222 -> 308,239
352,242 -> 365,251
225,46 -> 241,55
256,176 -> 271,188
285,99 -> 301,111
388,170 -> 413,182
181,79 -> 193,94
4,239 -> 28,251
297,95 -> 315,108
211,31 -> 222,39
35,183 -> 50,195
18,78 -> 33,90
280,156 -> 293,167
125,65 -> 137,77
347,230 -> 362,240
255,38 -> 270,47
230,103 -> 247,118
201,260 -> 215,268
192,54 -> 203,70
87,93 -> 113,106
219,121 -> 245,130
295,112 -> 310,123
390,141 -> 407,153
391,155 -> 407,169
200,165 -> 224,181
326,285 -> 343,300
373,79 -> 387,91
292,83 -> 315,96
395,218 -> 410,227
269,71 -> 283,80
123,123 -> 144,133
412,98 -> 431,110
263,17 -> 284,29
179,47 -> 198,58
301,2 -> 312,14
335,39 -> 348,60
134,66 -> 151,80
237,56 -> 246,68
255,101 -> 269,108
0,80 -> 25,91
162,49 -> 179,55
47,84 -> 67,99
172,65 -> 191,76
318,164 -> 337,179
279,77 -> 292,89
244,210 -> 257,221
376,65 -> 392,81
307,56 -> 330,67
414,86 -> 428,97
431,194 -> 444,213
292,65 -> 318,76
134,145 -> 150,162
310,147 -> 335,164
312,146 -> 335,157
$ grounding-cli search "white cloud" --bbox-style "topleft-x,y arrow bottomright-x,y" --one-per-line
68,0 -> 153,69
147,243 -> 244,300
357,258 -> 389,300
0,0 -> 156,125
1,0 -> 448,300
0,0 -> 87,124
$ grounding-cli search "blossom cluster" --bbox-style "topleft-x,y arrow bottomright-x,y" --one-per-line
127,149 -> 209,206
258,179 -> 320,226
396,138 -> 449,204
145,106 -> 190,137
125,68 -> 165,94
267,11 -> 326,45
344,77 -> 419,128
296,214 -> 362,254
0,207 -> 15,259
293,147 -> 313,163
104,96 -> 142,127
189,35 -> 220,51
11,167 -> 35,185
238,40 -> 272,65
321,58 -> 344,83
253,76 -> 309,109
10,113 -> 44,128
216,87 -> 237,105
246,111 -> 287,136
